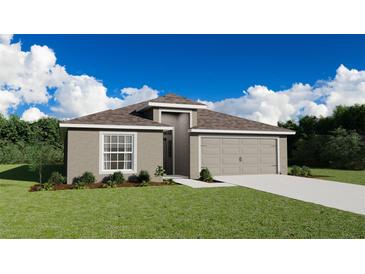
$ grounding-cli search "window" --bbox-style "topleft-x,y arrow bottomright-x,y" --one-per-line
101,133 -> 136,172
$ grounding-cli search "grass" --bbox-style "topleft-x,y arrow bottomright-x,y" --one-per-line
0,164 -> 364,239
309,168 -> 365,186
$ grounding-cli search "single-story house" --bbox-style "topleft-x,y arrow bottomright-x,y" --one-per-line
60,94 -> 295,183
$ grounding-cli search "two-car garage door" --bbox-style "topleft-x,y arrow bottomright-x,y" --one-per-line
201,137 -> 278,175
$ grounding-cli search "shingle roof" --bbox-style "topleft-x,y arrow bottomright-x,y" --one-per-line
63,94 -> 293,133
64,101 -> 166,127
150,93 -> 206,105
194,109 -> 293,132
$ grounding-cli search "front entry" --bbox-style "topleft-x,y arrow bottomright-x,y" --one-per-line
163,131 -> 173,175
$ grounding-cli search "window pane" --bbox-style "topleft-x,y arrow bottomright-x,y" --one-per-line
125,144 -> 132,152
118,136 -> 125,143
125,153 -> 132,161
118,162 -> 124,170
104,135 -> 110,143
104,153 -> 111,161
111,162 -> 118,169
118,153 -> 124,161
111,154 -> 118,161
111,144 -> 118,152
125,162 -> 132,170
118,143 -> 125,152
104,144 -> 110,152
111,136 -> 118,143
125,135 -> 132,143
104,161 -> 110,170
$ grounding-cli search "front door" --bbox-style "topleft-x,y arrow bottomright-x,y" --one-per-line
163,131 -> 173,175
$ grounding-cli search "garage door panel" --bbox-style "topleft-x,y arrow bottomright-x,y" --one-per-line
202,146 -> 220,155
222,146 -> 240,154
222,139 -> 241,145
221,166 -> 241,175
202,138 -> 220,146
260,139 -> 276,145
244,156 -> 259,164
222,155 -> 239,164
242,139 -> 258,145
260,165 -> 277,174
244,165 -> 260,174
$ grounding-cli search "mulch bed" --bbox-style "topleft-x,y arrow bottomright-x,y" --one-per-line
29,181 -> 174,192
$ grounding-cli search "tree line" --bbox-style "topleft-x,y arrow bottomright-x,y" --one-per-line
279,104 -> 365,170
0,115 -> 64,165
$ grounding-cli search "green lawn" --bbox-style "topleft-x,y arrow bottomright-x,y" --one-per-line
310,168 -> 365,186
0,164 -> 364,239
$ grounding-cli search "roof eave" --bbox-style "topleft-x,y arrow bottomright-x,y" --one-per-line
189,128 -> 296,135
59,123 -> 174,131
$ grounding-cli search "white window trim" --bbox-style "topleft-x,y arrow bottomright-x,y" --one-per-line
99,131 -> 137,174
198,135 -> 281,175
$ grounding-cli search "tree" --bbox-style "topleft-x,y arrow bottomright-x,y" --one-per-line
26,143 -> 63,184
321,128 -> 365,169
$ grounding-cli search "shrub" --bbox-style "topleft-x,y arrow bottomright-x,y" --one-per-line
79,171 -> 95,184
111,171 -> 125,184
138,170 -> 150,183
154,165 -> 166,177
163,178 -> 176,185
301,166 -> 312,177
289,165 -> 311,177
289,165 -> 302,176
139,180 -> 149,187
199,167 -> 213,182
104,179 -> 117,188
47,171 -> 66,185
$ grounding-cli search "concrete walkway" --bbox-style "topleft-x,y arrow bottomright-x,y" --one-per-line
215,174 -> 365,215
174,178 -> 235,189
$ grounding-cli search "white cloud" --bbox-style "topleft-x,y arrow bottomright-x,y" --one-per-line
0,35 -> 162,119
0,89 -> 19,116
201,64 -> 365,125
21,107 -> 47,122
0,34 -> 13,45
51,75 -> 123,118
120,85 -> 159,106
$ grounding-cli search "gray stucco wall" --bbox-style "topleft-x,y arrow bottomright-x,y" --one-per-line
189,134 -> 289,179
66,129 -> 163,183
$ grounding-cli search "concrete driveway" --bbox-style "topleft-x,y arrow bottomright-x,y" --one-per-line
214,174 -> 365,215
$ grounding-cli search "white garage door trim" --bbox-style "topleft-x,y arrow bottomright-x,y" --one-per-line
198,135 -> 281,175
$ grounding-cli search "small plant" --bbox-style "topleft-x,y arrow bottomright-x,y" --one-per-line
41,182 -> 54,191
111,171 -> 125,184
289,165 -> 302,176
80,171 -> 96,184
289,165 -> 312,177
154,165 -> 166,177
104,179 -> 117,188
301,166 -> 312,177
47,171 -> 66,185
199,167 -> 213,182
139,180 -> 149,187
72,172 -> 95,189
163,178 -> 176,185
138,170 -> 150,183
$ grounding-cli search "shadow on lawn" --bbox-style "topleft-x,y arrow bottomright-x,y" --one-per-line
0,164 -> 64,183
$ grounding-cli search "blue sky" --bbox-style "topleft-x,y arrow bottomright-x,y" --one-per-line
1,34 -> 365,124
